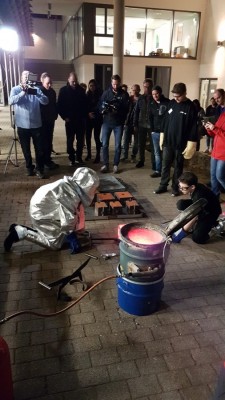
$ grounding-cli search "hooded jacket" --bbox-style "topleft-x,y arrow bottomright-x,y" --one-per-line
29,167 -> 99,249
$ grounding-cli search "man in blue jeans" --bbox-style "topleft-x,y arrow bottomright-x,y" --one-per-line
99,74 -> 129,173
149,85 -> 169,177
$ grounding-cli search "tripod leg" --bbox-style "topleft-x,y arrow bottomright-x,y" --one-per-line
4,140 -> 15,174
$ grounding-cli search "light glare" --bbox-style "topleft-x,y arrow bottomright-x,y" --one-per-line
0,27 -> 19,52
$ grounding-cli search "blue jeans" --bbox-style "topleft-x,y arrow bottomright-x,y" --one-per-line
101,122 -> 123,166
151,132 -> 162,172
210,157 -> 225,196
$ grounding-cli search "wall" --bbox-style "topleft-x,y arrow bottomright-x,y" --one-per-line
199,0 -> 225,88
24,18 -> 63,60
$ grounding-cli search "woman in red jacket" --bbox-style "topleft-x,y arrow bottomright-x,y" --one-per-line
205,93 -> 225,197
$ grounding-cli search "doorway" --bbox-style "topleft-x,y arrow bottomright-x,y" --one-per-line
145,66 -> 171,98
94,64 -> 113,91
199,78 -> 217,110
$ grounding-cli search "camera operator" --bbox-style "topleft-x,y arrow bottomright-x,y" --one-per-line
99,74 -> 129,173
9,70 -> 49,178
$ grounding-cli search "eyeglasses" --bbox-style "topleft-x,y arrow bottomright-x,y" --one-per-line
178,184 -> 190,191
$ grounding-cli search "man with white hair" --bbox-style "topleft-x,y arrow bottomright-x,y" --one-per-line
9,70 -> 49,178
4,167 -> 99,253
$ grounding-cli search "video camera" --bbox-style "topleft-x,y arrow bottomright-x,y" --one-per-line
101,99 -> 119,115
23,72 -> 42,95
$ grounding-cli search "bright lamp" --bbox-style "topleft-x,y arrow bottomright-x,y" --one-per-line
0,27 -> 19,52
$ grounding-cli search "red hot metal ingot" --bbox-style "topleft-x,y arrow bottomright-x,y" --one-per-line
96,193 -> 115,203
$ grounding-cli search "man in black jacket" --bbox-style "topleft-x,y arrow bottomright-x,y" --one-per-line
40,72 -> 59,170
172,171 -> 222,244
154,83 -> 198,196
57,72 -> 87,165
99,74 -> 129,173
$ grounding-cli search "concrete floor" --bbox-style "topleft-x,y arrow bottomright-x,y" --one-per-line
0,106 -> 225,400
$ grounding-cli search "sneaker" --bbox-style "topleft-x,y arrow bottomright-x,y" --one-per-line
153,187 -> 168,194
77,159 -> 85,165
150,171 -> 161,178
100,165 -> 109,173
35,170 -> 45,179
113,165 -> 118,174
136,161 -> 144,168
171,190 -> 180,197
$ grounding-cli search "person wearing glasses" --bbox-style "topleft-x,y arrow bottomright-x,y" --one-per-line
172,171 -> 222,244
153,82 -> 198,196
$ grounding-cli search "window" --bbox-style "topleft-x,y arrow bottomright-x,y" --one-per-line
94,7 -> 114,54
145,9 -> 173,57
124,8 -> 146,56
171,11 -> 199,58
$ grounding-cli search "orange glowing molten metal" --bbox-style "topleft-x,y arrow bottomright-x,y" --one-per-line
127,228 -> 163,245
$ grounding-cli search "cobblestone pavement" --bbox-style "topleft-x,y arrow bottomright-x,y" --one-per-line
0,106 -> 225,400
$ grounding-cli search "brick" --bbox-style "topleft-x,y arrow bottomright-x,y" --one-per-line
84,321 -> 111,336
170,335 -> 200,351
175,320 -> 202,335
149,392 -> 182,400
109,318 -> 137,332
60,353 -> 91,371
96,381 -> 131,400
15,345 -> 44,363
14,378 -> 46,399
191,346 -> 221,364
194,331 -> 223,347
90,348 -> 120,366
125,327 -> 154,343
151,324 -> 179,339
146,338 -> 174,356
136,355 -> 168,375
100,332 -> 128,347
180,385 -> 212,400
117,343 -> 148,361
47,372 -> 79,394
185,364 -> 217,385
73,336 -> 102,352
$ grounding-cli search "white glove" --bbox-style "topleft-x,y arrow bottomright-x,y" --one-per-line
182,141 -> 197,159
159,132 -> 164,150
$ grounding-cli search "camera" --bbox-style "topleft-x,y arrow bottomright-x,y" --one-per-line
23,72 -> 42,95
101,100 -> 118,114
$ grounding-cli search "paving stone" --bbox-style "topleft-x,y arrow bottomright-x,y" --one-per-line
127,374 -> 161,397
77,365 -> 109,387
157,370 -> 191,391
69,312 -> 95,325
107,360 -> 139,381
47,371 -> 79,394
17,318 -> 44,333
151,324 -> 179,340
95,381 -> 131,400
170,335 -> 200,351
136,355 -> 168,375
15,344 -> 44,363
73,335 -> 102,352
125,327 -> 154,343
60,352 -> 91,371
194,331 -> 223,347
84,321 -> 112,336
117,343 -> 148,361
109,318 -> 137,332
197,317 -> 225,331
100,332 -> 128,347
149,391 -> 182,400
14,377 -> 46,399
157,311 -> 184,325
90,347 -> 120,366
185,364 -> 217,385
180,384 -> 212,400
164,350 -> 195,370
145,338 -> 174,356
191,346 -> 221,364
31,329 -> 58,345
175,320 -> 202,335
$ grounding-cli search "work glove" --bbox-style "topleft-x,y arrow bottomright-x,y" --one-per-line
159,132 -> 164,150
182,141 -> 197,159
63,232 -> 81,254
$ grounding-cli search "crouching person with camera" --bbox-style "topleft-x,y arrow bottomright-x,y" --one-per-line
9,70 -> 49,179
4,167 -> 99,253
99,74 -> 129,174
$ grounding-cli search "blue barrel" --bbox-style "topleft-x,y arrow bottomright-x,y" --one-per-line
117,266 -> 164,316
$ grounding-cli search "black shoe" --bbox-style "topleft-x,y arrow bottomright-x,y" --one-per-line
136,161 -> 144,168
26,169 -> 35,176
77,159 -> 86,165
4,226 -> 19,252
35,170 -> 45,179
45,162 -> 59,170
150,172 -> 161,178
70,161 -> 75,166
85,155 -> 91,161
93,156 -> 100,164
153,187 -> 168,194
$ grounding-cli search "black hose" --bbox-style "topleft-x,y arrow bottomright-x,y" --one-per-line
0,275 -> 117,324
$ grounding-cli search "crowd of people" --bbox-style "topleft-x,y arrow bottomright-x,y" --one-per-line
8,70 -> 225,204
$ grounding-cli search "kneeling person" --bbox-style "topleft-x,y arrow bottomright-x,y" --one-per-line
4,167 -> 99,253
172,171 -> 222,244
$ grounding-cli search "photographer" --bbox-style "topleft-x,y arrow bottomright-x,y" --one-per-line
99,74 -> 129,173
9,70 -> 49,178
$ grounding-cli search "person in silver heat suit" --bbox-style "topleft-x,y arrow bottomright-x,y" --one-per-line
4,167 -> 99,252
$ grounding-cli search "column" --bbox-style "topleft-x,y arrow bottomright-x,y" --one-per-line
113,0 -> 124,81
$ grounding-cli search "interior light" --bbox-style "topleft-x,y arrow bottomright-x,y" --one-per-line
0,27 -> 19,52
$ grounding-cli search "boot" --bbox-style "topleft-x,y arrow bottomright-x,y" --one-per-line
4,224 -> 20,251
93,152 -> 100,164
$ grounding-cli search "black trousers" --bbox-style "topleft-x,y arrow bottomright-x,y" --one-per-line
159,146 -> 184,192
17,127 -> 44,172
177,199 -> 219,244
85,119 -> 102,157
65,121 -> 85,162
41,121 -> 55,165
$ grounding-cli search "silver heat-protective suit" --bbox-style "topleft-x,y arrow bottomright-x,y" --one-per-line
14,167 -> 99,250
